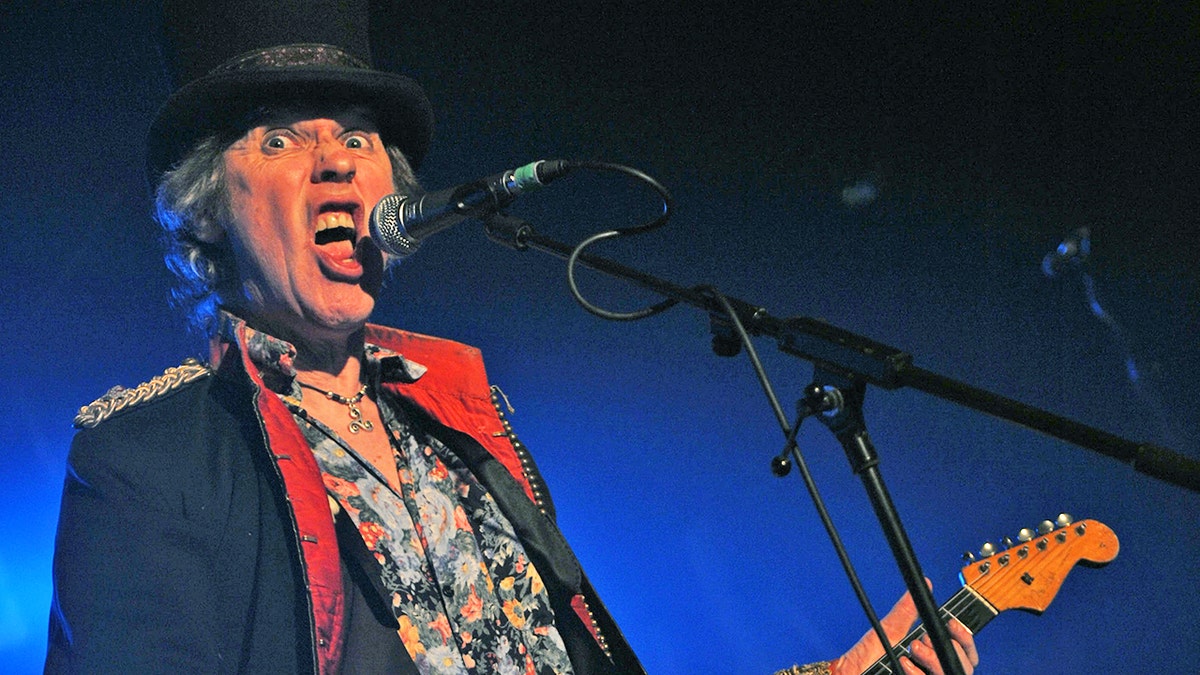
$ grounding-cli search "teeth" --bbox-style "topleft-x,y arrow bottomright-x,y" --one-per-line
316,211 -> 354,232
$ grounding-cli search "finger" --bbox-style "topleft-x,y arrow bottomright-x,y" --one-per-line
947,619 -> 980,668
878,592 -> 918,644
909,633 -> 975,675
879,578 -> 933,644
908,638 -> 941,675
953,641 -> 974,675
899,652 -> 928,675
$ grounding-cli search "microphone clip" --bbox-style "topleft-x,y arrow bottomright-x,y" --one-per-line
483,212 -> 533,251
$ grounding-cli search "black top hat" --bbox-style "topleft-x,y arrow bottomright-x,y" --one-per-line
146,0 -> 434,181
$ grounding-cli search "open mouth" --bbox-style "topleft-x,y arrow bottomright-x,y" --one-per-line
314,203 -> 358,246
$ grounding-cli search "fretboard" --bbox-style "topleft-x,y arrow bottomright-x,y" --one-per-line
861,585 -> 997,675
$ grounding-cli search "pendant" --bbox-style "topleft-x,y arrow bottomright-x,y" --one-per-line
346,400 -> 374,434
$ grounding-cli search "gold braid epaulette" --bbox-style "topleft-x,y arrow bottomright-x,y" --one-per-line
773,663 -> 833,675
73,358 -> 213,429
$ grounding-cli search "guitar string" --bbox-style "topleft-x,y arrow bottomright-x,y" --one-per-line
866,587 -> 985,674
865,588 -> 978,674
866,579 -> 1005,674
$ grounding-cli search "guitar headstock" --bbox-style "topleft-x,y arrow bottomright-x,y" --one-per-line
959,515 -> 1118,614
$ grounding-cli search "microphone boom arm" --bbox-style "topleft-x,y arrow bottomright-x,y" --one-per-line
484,212 -> 1200,494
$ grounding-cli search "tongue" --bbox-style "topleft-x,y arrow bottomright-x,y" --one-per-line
319,239 -> 355,261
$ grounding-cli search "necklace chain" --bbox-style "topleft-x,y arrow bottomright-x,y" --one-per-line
297,381 -> 374,434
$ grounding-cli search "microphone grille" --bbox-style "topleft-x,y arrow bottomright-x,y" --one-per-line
369,193 -> 419,257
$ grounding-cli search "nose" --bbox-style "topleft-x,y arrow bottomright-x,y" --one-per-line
312,141 -> 356,183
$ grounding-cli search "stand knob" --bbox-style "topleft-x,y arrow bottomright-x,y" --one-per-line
803,384 -> 844,416
770,454 -> 792,477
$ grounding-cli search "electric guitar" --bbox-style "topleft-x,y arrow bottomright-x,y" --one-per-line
861,515 -> 1119,674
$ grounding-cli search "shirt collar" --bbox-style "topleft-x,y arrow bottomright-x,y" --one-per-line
216,310 -> 428,394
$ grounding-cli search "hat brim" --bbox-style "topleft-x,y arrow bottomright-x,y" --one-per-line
147,66 -> 434,181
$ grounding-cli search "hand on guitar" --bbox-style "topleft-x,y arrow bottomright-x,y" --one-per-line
831,582 -> 979,675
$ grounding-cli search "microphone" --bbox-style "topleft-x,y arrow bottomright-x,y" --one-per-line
1042,227 -> 1091,278
369,159 -> 571,257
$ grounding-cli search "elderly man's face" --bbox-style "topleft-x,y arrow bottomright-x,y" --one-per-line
219,106 -> 394,344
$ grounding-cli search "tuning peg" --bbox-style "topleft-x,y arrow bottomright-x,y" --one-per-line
962,551 -> 976,563
979,542 -> 997,557
1037,520 -> 1055,535
1017,527 -> 1035,542
1056,513 -> 1074,528
1002,536 -> 1015,549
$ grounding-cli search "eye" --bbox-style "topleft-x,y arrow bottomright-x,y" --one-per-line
343,133 -> 371,150
261,130 -> 295,152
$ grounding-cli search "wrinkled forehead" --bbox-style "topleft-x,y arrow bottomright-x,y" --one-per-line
236,102 -> 381,137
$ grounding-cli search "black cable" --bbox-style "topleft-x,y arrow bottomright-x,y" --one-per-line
562,161 -> 678,321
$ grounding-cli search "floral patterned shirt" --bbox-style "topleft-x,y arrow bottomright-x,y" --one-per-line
220,313 -> 574,674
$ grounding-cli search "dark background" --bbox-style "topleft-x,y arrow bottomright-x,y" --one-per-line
2,2 -> 1197,672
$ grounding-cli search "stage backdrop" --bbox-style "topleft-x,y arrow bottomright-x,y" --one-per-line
2,3 -> 1196,673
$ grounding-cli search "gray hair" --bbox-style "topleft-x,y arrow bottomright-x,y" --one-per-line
154,136 -> 419,336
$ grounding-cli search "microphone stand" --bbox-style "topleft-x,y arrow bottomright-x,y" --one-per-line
484,213 -> 1200,673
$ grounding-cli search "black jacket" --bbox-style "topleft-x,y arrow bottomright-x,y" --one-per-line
47,328 -> 644,674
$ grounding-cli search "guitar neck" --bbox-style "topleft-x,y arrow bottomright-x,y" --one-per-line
860,586 -> 997,675
857,518 -> 1117,675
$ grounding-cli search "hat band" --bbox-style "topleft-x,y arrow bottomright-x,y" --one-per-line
209,43 -> 371,75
